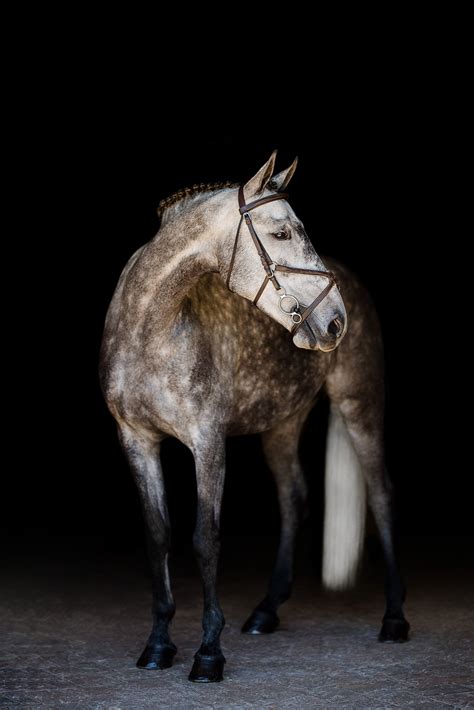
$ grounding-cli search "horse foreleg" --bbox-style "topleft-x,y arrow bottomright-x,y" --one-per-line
242,411 -> 308,634
118,425 -> 177,669
188,435 -> 226,682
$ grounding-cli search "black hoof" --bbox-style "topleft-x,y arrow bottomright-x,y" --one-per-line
136,643 -> 177,669
188,653 -> 225,683
379,617 -> 410,642
242,609 -> 279,634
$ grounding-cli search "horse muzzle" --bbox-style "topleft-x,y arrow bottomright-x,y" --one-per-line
292,313 -> 347,352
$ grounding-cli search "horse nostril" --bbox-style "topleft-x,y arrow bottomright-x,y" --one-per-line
328,317 -> 343,337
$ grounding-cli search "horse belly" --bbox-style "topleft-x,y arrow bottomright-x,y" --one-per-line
227,368 -> 324,435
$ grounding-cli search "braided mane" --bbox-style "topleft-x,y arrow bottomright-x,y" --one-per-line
157,181 -> 238,218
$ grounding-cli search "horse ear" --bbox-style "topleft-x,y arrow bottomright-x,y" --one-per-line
269,157 -> 298,192
243,150 -> 278,198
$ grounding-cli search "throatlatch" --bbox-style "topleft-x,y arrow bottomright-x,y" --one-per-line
226,186 -> 336,334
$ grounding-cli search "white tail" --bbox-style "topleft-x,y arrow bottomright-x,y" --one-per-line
322,405 -> 366,590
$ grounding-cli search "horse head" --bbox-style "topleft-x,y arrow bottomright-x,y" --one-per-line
223,152 -> 347,352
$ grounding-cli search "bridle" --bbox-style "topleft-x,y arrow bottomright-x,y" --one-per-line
226,186 -> 337,334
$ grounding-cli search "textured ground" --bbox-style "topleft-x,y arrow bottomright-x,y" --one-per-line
1,537 -> 473,709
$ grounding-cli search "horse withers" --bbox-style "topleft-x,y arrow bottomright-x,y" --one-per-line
99,151 -> 409,683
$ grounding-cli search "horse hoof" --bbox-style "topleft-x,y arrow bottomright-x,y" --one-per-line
242,610 -> 279,634
379,617 -> 410,642
188,653 -> 225,682
136,644 -> 177,669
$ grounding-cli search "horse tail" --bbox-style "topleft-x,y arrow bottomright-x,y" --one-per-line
322,404 -> 366,590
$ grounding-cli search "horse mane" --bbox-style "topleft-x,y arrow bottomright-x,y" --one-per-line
157,181 -> 238,219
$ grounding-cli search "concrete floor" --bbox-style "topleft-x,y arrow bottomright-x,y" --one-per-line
1,538 -> 473,709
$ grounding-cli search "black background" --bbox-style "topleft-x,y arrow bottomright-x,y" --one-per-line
5,68 -> 469,564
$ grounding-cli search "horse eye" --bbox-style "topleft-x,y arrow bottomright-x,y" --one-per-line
273,230 -> 290,240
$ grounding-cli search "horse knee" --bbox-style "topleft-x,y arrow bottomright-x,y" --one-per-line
193,524 -> 220,561
147,523 -> 171,559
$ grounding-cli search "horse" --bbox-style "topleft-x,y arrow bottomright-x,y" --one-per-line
99,151 -> 409,683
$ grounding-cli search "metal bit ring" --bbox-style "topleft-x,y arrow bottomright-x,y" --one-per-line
279,293 -> 300,314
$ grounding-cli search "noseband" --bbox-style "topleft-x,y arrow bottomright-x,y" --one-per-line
226,186 -> 336,334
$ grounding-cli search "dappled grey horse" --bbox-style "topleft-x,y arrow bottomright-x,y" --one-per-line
100,152 -> 409,683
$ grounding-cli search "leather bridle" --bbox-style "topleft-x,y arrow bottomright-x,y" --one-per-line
226,186 -> 337,334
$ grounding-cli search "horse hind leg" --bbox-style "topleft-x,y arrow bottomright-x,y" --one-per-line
325,374 -> 410,642
117,424 -> 177,669
242,409 -> 309,634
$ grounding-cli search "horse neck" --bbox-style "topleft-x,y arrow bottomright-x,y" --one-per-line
140,192 -> 234,334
